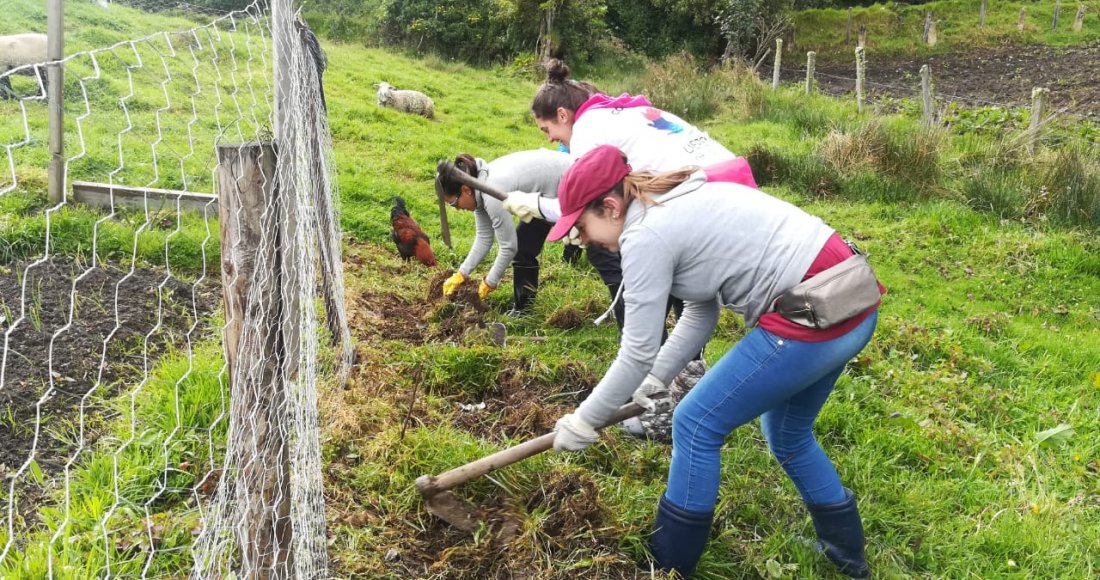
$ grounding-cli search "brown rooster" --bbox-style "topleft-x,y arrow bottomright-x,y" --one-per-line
390,196 -> 437,266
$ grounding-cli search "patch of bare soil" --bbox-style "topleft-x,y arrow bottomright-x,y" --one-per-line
787,42 -> 1100,119
0,257 -> 216,523
452,358 -> 598,443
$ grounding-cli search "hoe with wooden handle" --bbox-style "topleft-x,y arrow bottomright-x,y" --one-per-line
415,401 -> 652,531
435,159 -> 509,202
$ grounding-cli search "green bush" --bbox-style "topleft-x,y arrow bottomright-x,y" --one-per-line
641,53 -> 738,122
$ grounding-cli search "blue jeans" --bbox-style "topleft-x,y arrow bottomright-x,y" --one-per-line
665,311 -> 878,512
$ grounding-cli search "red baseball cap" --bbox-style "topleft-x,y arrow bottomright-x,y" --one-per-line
547,145 -> 632,241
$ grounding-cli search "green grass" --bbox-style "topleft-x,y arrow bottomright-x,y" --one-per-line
793,0 -> 1100,60
315,41 -> 1100,579
3,0 -> 1100,577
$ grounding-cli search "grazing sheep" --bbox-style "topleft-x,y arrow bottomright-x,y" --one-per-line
376,82 -> 435,119
0,33 -> 48,100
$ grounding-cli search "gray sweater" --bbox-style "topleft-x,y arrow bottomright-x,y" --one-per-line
459,149 -> 571,286
575,172 -> 835,427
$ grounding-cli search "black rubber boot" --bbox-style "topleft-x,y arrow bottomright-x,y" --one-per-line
509,265 -> 539,315
561,244 -> 582,265
806,488 -> 871,578
649,495 -> 714,578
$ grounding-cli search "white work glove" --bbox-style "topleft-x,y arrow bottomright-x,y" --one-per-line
565,226 -> 584,247
632,373 -> 671,413
553,413 -> 599,452
502,190 -> 543,223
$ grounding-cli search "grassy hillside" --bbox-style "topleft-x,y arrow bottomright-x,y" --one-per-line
793,0 -> 1100,59
321,46 -> 1100,578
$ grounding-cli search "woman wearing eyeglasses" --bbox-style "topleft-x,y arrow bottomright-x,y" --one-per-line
437,149 -> 574,315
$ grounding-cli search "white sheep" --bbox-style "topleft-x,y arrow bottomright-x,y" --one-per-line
0,33 -> 48,100
376,82 -> 435,119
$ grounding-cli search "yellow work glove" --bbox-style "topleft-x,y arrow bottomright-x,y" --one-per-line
478,280 -> 496,300
442,271 -> 466,296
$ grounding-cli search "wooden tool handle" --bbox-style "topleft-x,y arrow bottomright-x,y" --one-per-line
436,159 -> 509,201
415,402 -> 647,497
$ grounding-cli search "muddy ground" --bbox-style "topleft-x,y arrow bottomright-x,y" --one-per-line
782,42 -> 1100,120
334,250 -> 645,578
0,257 -> 217,524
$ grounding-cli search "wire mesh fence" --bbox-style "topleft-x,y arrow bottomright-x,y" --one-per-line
0,0 -> 350,576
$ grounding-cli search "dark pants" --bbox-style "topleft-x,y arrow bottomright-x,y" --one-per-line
512,219 -> 580,311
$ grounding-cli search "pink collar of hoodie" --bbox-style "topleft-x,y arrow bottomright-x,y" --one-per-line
574,93 -> 654,120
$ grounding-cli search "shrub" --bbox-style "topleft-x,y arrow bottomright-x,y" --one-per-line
641,53 -> 737,122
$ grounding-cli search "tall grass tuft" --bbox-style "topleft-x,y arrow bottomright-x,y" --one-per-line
1037,144 -> 1100,227
641,52 -> 736,122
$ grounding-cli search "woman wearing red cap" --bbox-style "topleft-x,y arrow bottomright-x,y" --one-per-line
548,145 -> 884,578
503,59 -> 756,440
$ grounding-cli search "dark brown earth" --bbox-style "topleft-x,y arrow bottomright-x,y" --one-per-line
783,42 -> 1100,120
332,244 -> 644,578
0,257 -> 217,522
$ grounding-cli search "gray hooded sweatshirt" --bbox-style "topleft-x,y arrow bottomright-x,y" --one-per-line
459,149 -> 571,286
575,172 -> 835,427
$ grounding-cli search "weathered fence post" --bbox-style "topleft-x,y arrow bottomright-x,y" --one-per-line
980,0 -> 987,27
217,142 -> 294,579
46,0 -> 64,204
924,11 -> 933,43
1027,87 -> 1049,155
773,38 -> 783,89
806,51 -> 816,94
1052,0 -> 1061,30
846,8 -> 853,44
1019,7 -> 1028,31
920,64 -> 934,126
1073,5 -> 1086,32
928,18 -> 938,46
858,24 -> 867,48
855,46 -> 866,113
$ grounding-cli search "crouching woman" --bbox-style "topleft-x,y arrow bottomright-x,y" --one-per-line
438,149 -> 572,314
547,145 -> 885,578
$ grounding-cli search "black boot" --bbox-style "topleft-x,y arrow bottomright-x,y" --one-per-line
649,495 -> 713,578
806,488 -> 870,578
508,265 -> 539,315
562,244 -> 582,265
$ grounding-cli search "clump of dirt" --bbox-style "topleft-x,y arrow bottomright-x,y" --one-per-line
451,358 -> 596,442
426,269 -> 490,342
528,471 -> 607,546
0,257 -> 217,525
352,290 -> 429,344
547,306 -> 585,329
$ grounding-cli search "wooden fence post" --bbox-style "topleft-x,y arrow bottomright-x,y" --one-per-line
1073,5 -> 1086,32
980,0 -> 987,27
806,51 -> 816,94
920,64 -> 934,126
46,0 -> 64,204
1019,7 -> 1028,31
924,11 -> 933,43
1052,0 -> 1061,30
773,38 -> 783,90
858,24 -> 867,48
1027,87 -> 1049,155
846,8 -> 853,44
855,46 -> 866,113
217,142 -> 294,579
